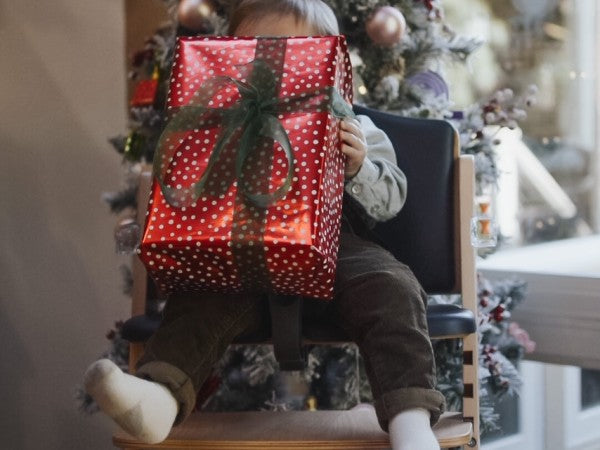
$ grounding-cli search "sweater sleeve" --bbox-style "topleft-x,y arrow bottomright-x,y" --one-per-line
343,114 -> 408,222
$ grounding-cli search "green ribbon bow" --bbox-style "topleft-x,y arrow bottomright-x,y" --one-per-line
153,56 -> 355,209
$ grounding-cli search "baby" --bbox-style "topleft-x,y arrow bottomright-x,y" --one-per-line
85,1 -> 444,449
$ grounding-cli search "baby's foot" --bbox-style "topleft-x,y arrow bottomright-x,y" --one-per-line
84,359 -> 178,444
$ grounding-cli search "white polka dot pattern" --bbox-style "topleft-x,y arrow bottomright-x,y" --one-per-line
138,36 -> 354,300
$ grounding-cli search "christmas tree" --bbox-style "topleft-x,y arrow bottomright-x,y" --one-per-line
79,0 -> 537,435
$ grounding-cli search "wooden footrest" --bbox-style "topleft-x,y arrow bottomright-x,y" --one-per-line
113,410 -> 472,449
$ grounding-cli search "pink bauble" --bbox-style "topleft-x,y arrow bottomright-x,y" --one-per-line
366,6 -> 407,47
177,0 -> 216,31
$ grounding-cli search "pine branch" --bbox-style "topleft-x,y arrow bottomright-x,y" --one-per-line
102,184 -> 137,214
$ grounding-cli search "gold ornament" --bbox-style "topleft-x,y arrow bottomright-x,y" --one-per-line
366,6 -> 407,47
306,396 -> 317,411
114,216 -> 141,254
177,0 -> 216,32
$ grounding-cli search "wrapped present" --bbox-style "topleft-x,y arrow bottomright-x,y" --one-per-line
138,35 -> 354,299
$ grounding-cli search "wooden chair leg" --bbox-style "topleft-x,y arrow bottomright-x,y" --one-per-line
458,154 -> 480,449
462,333 -> 480,449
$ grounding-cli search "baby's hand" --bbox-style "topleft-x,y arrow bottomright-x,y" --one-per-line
340,118 -> 367,179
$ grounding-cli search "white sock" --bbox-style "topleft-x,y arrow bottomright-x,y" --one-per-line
388,408 -> 439,450
84,359 -> 178,444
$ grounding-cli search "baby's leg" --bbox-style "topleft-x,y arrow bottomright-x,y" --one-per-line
331,232 -> 445,450
135,292 -> 267,422
85,291 -> 266,443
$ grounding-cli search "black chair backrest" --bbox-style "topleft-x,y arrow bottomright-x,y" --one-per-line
354,106 -> 458,294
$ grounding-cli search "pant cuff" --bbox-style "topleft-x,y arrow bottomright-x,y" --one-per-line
136,361 -> 196,426
374,387 -> 446,432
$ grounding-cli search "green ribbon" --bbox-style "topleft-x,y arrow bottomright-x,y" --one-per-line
153,57 -> 355,209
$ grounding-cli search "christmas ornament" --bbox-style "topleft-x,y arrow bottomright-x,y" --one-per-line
406,70 -> 449,100
114,217 -> 141,255
177,0 -> 216,32
130,65 -> 159,107
365,6 -> 407,47
471,187 -> 498,248
471,214 -> 497,248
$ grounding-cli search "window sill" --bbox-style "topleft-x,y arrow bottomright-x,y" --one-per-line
478,235 -> 600,370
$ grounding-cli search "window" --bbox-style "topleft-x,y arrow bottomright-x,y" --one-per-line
581,369 -> 600,410
445,0 -> 599,245
445,1 -> 600,448
482,362 -> 544,450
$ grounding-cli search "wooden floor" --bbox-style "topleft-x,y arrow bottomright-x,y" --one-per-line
113,410 -> 472,449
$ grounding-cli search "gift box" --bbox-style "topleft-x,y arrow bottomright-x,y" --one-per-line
138,35 -> 354,300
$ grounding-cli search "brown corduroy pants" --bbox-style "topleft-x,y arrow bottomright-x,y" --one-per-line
136,231 -> 445,431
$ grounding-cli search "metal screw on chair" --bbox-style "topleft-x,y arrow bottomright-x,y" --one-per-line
468,437 -> 478,447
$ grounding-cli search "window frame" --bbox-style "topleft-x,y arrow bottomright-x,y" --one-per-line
482,361 -> 545,450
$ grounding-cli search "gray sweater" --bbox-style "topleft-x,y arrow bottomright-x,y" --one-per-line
344,115 -> 407,222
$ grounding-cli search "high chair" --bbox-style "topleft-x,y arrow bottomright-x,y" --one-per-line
114,105 -> 480,449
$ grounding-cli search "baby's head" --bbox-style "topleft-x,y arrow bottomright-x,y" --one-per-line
229,0 -> 339,37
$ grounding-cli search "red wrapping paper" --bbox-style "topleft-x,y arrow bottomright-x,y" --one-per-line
139,35 -> 353,299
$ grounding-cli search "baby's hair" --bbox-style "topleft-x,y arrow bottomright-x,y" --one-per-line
228,0 -> 339,36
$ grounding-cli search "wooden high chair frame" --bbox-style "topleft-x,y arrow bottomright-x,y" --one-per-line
113,119 -> 480,449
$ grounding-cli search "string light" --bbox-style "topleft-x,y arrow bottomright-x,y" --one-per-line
568,70 -> 595,80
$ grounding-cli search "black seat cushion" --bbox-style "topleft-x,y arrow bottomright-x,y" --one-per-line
425,304 -> 477,337
121,314 -> 272,343
120,314 -> 161,342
